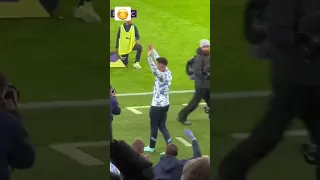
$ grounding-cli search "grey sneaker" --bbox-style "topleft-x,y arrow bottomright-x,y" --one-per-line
74,2 -> 101,23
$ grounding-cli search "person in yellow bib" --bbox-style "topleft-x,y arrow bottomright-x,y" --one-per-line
115,21 -> 142,69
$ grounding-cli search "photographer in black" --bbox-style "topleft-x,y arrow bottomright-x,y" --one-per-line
0,73 -> 35,180
110,85 -> 121,139
217,0 -> 320,179
178,39 -> 211,125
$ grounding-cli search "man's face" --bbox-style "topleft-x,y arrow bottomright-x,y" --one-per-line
125,20 -> 131,25
132,139 -> 145,154
157,62 -> 166,72
201,45 -> 210,55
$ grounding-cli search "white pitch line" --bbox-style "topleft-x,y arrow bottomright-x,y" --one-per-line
117,90 -> 194,96
50,141 -> 109,166
231,130 -> 307,139
127,106 -> 150,108
18,90 -> 270,109
182,102 -> 206,106
175,137 -> 192,147
126,107 -> 143,114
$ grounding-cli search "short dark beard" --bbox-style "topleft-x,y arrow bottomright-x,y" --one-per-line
202,51 -> 210,56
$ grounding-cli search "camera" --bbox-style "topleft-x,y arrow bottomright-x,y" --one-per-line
111,88 -> 116,94
301,143 -> 320,166
202,71 -> 210,81
202,65 -> 210,81
4,83 -> 20,101
110,84 -> 116,94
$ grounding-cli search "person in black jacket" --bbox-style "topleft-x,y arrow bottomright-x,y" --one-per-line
153,130 -> 202,180
217,0 -> 320,179
178,39 -> 210,125
110,85 -> 121,139
0,73 -> 35,180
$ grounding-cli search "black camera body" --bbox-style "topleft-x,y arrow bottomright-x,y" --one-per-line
245,1 -> 320,61
110,84 -> 116,94
111,88 -> 116,94
301,143 -> 320,166
296,11 -> 320,61
4,84 -> 20,101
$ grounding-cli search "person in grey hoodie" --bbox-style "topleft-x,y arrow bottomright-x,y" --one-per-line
178,39 -> 211,125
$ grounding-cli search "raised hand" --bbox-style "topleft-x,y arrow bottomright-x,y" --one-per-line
147,43 -> 153,56
184,129 -> 195,140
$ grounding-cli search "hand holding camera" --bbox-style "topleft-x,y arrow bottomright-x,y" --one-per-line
202,65 -> 210,81
0,74 -> 19,111
110,85 -> 116,97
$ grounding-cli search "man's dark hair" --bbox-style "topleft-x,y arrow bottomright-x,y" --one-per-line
156,57 -> 168,65
165,144 -> 178,156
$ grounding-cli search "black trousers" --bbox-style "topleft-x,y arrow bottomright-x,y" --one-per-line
121,44 -> 142,66
149,105 -> 171,148
217,83 -> 320,180
178,87 -> 210,122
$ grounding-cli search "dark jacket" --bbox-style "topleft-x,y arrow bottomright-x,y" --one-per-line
266,0 -> 320,85
110,96 -> 121,122
0,111 -> 35,180
110,96 -> 121,138
111,140 -> 154,180
193,48 -> 210,88
153,140 -> 201,180
243,0 -> 271,59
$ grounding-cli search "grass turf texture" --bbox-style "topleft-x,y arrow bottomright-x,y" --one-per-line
211,1 -> 313,179
110,0 -> 210,92
1,1 -> 110,180
114,94 -> 210,163
0,1 -> 108,102
110,0 -> 211,165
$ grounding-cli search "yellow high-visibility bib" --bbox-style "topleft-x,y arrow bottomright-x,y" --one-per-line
118,25 -> 136,55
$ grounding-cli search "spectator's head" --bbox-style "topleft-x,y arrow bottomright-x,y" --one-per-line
181,157 -> 210,180
165,144 -> 178,156
111,139 -> 155,180
200,39 -> 210,55
156,57 -> 168,72
125,20 -> 132,25
132,138 -> 145,154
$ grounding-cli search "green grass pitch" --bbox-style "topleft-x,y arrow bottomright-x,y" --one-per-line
110,0 -> 211,166
1,1 -> 109,180
0,0 -> 314,179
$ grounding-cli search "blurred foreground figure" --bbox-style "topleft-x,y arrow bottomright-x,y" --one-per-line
111,139 -> 154,180
39,0 -> 101,22
0,73 -> 36,180
217,0 -> 320,179
182,157 -> 210,180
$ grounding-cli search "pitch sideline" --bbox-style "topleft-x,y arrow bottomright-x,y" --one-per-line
50,136 -> 193,166
19,90 -> 270,109
231,129 -> 307,139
